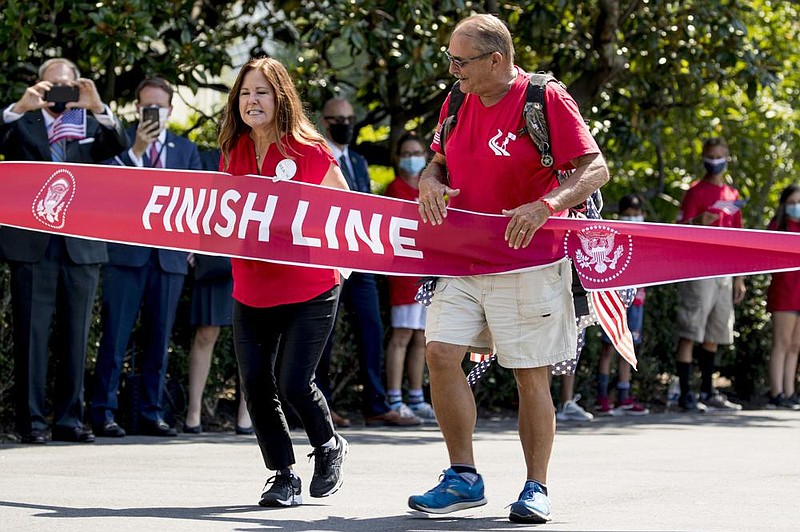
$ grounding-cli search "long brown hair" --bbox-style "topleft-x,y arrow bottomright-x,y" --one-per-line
218,57 -> 326,170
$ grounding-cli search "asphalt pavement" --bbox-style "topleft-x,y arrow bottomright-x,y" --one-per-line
1,409 -> 798,531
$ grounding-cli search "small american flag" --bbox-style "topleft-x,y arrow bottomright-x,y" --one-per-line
591,289 -> 637,369
709,200 -> 744,216
48,109 -> 86,144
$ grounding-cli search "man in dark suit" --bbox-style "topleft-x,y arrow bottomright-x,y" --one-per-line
0,57 -> 129,444
317,97 -> 420,427
91,77 -> 201,437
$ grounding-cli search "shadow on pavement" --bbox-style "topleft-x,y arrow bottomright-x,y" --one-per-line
551,410 -> 796,434
0,500 -> 548,531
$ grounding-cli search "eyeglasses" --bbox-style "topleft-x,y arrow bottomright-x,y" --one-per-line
444,50 -> 494,69
400,150 -> 426,157
324,115 -> 355,124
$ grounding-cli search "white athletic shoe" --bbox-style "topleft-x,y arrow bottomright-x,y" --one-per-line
556,394 -> 594,422
409,401 -> 437,422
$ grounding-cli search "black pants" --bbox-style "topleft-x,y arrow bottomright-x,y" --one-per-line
10,237 -> 100,434
233,286 -> 339,471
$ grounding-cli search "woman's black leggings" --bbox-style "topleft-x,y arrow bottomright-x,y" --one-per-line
233,286 -> 339,470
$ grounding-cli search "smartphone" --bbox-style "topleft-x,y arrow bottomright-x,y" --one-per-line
45,85 -> 80,103
141,106 -> 160,128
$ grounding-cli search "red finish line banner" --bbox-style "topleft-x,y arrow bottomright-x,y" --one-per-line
2,161 -> 799,290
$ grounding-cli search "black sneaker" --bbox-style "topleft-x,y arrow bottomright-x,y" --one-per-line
259,473 -> 302,507
767,393 -> 800,411
678,392 -> 707,413
308,433 -> 348,498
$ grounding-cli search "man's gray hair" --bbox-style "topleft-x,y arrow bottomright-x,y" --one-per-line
454,14 -> 514,63
38,58 -> 81,80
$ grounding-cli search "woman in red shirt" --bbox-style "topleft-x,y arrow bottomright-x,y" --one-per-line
766,184 -> 800,410
384,134 -> 435,421
218,58 -> 351,506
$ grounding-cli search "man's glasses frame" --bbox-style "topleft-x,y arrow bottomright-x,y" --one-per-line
445,50 -> 494,69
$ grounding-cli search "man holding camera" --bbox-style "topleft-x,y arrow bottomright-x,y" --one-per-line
0,57 -> 129,444
91,77 -> 201,438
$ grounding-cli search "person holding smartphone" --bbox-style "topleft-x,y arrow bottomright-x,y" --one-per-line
0,57 -> 129,445
91,77 -> 202,438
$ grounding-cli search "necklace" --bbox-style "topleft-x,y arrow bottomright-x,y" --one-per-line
254,143 -> 270,163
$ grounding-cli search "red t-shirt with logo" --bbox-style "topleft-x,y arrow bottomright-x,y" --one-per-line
223,134 -> 340,308
385,176 -> 422,305
431,67 -> 599,214
676,180 -> 743,228
767,218 -> 800,312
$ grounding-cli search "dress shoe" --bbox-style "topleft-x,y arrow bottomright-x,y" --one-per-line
51,426 -> 96,443
182,423 -> 202,434
365,408 -> 422,427
330,410 -> 351,428
20,430 -> 47,444
235,424 -> 255,435
94,421 -> 126,438
140,419 -> 177,437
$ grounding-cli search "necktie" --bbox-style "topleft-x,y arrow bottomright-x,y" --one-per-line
149,142 -> 162,168
339,154 -> 356,190
50,139 -> 66,162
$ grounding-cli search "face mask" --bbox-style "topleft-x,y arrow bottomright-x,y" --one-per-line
51,101 -> 68,114
786,203 -> 800,220
618,215 -> 644,222
703,157 -> 728,175
398,155 -> 426,176
328,123 -> 354,145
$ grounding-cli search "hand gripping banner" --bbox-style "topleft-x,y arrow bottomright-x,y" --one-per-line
2,161 -> 800,290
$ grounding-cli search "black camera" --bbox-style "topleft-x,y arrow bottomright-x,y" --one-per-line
141,106 -> 160,127
45,85 -> 80,103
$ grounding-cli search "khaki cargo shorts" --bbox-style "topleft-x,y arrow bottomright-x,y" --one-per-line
425,259 -> 577,369
676,277 -> 734,345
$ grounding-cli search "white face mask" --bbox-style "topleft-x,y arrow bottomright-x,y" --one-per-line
618,215 -> 644,222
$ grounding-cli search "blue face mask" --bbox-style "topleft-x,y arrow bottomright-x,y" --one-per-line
398,155 -> 426,176
703,157 -> 728,175
618,215 -> 644,222
786,203 -> 800,221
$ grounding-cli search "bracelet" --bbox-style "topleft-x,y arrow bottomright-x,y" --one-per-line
540,197 -> 556,215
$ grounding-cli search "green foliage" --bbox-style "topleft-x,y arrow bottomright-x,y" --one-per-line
0,0 -> 264,105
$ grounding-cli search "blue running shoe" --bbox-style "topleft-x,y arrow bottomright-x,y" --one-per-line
408,468 -> 487,514
508,480 -> 552,523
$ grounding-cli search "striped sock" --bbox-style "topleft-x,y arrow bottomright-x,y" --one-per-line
408,389 -> 424,405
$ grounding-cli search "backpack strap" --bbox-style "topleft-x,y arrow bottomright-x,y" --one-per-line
438,81 -> 467,155
523,72 -> 563,168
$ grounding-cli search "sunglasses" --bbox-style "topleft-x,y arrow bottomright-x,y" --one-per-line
444,50 -> 494,69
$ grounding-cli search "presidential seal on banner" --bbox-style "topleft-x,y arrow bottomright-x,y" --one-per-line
32,168 -> 76,229
564,224 -> 633,285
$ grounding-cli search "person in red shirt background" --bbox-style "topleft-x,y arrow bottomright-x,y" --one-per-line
765,184 -> 800,410
217,57 -> 350,508
673,137 -> 747,413
384,133 -> 436,422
